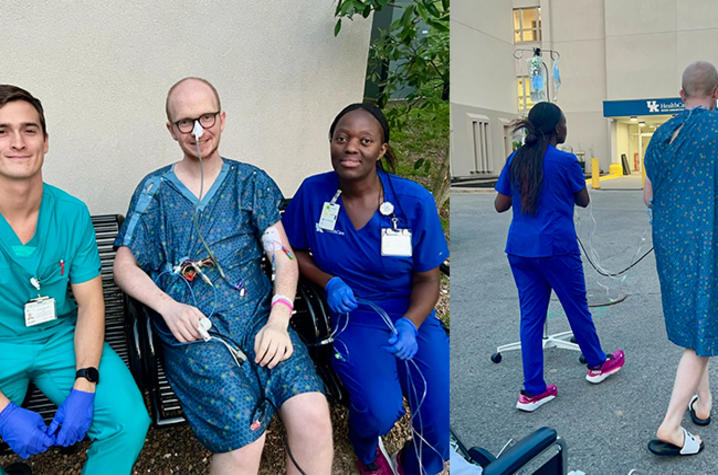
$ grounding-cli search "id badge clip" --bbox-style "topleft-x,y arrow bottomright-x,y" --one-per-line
24,277 -> 57,327
381,228 -> 412,256
317,190 -> 342,231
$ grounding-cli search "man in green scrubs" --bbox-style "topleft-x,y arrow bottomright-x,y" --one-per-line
0,85 -> 149,474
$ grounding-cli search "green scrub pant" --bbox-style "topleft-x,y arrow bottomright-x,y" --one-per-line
0,324 -> 149,474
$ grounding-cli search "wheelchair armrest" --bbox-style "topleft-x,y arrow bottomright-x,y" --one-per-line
482,427 -> 558,475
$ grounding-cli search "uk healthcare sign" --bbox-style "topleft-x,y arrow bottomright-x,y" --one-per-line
603,98 -> 684,117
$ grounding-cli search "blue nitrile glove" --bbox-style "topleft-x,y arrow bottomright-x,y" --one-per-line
325,276 -> 358,314
46,389 -> 95,447
385,318 -> 419,360
0,402 -> 54,459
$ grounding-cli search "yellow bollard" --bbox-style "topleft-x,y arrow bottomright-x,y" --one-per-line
641,155 -> 646,188
591,158 -> 600,189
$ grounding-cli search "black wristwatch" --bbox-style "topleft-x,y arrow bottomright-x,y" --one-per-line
75,367 -> 100,384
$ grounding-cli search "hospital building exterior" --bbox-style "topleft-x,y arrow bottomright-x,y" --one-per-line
451,0 -> 718,186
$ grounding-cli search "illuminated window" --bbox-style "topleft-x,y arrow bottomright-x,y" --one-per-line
517,76 -> 535,111
513,7 -> 542,43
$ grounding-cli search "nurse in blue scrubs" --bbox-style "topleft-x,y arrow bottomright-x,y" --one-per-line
494,102 -> 625,413
283,103 -> 449,475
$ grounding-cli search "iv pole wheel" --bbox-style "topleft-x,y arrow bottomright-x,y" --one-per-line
491,352 -> 502,363
579,354 -> 586,364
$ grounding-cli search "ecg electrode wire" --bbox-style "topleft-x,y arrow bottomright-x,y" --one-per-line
354,299 -> 444,474
330,311 -> 351,361
574,200 -> 654,278
577,236 -> 654,277
192,138 -> 229,279
153,267 -> 307,474
190,131 -> 247,296
154,268 -> 218,323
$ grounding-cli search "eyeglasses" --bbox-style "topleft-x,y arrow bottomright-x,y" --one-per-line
173,111 -> 220,134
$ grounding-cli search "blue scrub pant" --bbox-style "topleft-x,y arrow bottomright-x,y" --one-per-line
0,324 -> 150,475
332,313 -> 449,474
508,254 -> 607,395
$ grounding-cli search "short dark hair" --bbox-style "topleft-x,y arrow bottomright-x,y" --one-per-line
0,85 -> 47,137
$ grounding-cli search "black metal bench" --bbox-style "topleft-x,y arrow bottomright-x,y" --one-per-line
2,212 -> 447,436
1,215 -> 130,454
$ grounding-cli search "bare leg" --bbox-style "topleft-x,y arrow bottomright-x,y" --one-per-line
656,349 -> 709,446
278,392 -> 333,475
694,360 -> 712,420
209,432 -> 266,475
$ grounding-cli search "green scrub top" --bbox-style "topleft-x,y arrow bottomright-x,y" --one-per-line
0,184 -> 101,341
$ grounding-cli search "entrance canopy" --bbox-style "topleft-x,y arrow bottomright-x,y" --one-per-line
600,98 -> 681,190
603,98 -> 683,117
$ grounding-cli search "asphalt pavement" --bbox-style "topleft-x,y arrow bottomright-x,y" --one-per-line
450,189 -> 718,475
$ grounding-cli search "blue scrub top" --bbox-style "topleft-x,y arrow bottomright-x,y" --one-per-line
283,170 -> 448,324
495,144 -> 586,257
0,184 -> 101,340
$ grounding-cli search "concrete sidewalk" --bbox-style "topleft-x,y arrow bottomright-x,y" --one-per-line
451,189 -> 718,474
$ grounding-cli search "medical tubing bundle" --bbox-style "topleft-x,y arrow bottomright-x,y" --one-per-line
191,126 -> 244,294
575,200 -> 654,278
152,267 -> 307,474
350,298 -> 443,474
577,235 -> 653,277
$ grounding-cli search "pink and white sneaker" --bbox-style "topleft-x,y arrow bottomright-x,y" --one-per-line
390,447 -> 404,475
357,438 -> 396,475
586,350 -> 625,384
516,384 -> 557,412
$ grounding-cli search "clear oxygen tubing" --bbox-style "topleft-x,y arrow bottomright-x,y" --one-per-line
351,298 -> 444,474
190,122 -> 244,294
574,197 -> 653,298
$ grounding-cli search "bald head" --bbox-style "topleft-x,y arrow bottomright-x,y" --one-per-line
165,77 -> 221,121
681,61 -> 718,98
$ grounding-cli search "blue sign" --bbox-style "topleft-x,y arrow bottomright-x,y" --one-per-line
603,98 -> 683,117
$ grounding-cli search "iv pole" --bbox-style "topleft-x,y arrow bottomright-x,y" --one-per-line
513,47 -> 560,104
491,46 -> 585,365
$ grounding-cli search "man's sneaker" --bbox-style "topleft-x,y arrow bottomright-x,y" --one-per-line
357,438 -> 396,475
586,350 -> 625,384
516,384 -> 557,412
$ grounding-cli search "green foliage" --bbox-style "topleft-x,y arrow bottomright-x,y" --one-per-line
390,102 -> 449,209
334,0 -> 450,210
334,0 -> 448,129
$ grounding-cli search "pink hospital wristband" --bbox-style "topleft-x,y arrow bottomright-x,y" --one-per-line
271,295 -> 294,313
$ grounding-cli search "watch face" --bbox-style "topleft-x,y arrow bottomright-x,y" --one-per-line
77,367 -> 99,383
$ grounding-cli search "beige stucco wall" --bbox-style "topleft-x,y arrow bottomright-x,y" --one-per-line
544,0 -> 609,169
451,0 -> 517,176
605,0 -> 718,99
2,1 -> 372,214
